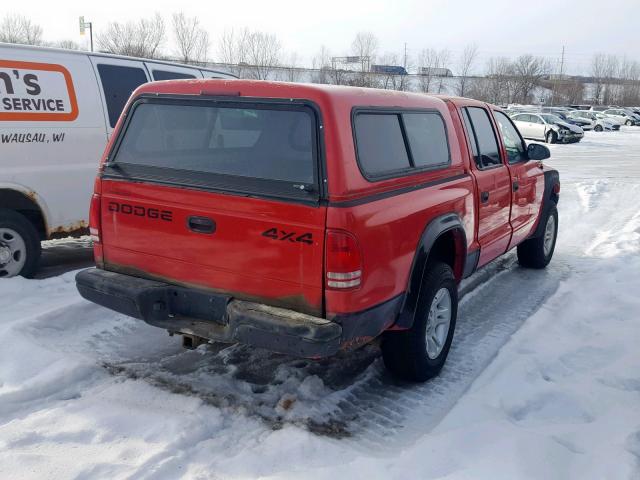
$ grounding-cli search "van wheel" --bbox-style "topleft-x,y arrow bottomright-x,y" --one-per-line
381,261 -> 457,382
517,205 -> 558,269
546,131 -> 557,144
0,209 -> 41,279
594,124 -> 603,132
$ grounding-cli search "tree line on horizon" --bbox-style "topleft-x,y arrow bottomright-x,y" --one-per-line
1,12 -> 639,106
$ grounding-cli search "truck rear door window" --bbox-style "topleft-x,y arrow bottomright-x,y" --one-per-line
97,64 -> 148,128
464,107 -> 502,169
111,100 -> 317,198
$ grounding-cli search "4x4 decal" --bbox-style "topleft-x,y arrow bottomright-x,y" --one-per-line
262,228 -> 313,245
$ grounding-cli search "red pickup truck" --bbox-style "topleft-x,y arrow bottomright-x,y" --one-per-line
76,80 -> 559,382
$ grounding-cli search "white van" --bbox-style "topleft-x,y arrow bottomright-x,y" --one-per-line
0,43 -> 235,278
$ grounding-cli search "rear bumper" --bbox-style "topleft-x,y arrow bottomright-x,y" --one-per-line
76,268 -> 401,358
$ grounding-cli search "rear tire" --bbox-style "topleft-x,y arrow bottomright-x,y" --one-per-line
594,124 -> 603,132
546,131 -> 557,144
382,261 -> 458,382
517,205 -> 558,269
626,120 -> 633,126
0,209 -> 41,278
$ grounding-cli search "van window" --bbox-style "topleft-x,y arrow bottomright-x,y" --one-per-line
113,101 -> 316,185
402,113 -> 449,168
97,64 -> 148,128
152,70 -> 197,81
465,107 -> 502,168
354,114 -> 411,176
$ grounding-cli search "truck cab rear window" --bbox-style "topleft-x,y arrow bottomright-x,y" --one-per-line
354,111 -> 450,179
113,102 -> 316,186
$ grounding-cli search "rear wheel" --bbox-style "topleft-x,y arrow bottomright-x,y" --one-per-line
0,209 -> 41,278
546,131 -> 557,144
517,205 -> 558,269
382,261 -> 458,382
594,124 -> 603,132
626,120 -> 633,126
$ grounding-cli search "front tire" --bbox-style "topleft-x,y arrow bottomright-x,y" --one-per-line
546,131 -> 557,144
517,205 -> 558,269
626,120 -> 633,126
382,261 -> 458,382
0,209 -> 41,278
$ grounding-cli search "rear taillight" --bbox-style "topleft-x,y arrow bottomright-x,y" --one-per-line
89,193 -> 101,243
325,230 -> 362,289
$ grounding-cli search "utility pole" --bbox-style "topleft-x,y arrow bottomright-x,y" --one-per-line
79,16 -> 94,52
403,42 -> 408,70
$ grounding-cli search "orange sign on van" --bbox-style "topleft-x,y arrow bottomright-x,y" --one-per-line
0,60 -> 79,121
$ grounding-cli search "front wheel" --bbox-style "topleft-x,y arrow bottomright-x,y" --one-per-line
0,209 -> 41,278
517,205 -> 558,269
546,131 -> 557,144
626,120 -> 633,126
594,124 -> 603,132
381,261 -> 458,382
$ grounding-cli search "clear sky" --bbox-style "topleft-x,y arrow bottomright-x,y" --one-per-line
7,0 -> 640,75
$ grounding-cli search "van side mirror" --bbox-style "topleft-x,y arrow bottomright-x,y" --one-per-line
527,143 -> 550,161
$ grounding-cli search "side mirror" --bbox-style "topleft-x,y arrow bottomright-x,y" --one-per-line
527,143 -> 550,161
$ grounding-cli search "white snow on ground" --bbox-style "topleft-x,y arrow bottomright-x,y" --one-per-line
1,129 -> 640,479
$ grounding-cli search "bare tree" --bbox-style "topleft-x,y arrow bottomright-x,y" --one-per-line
97,14 -> 165,59
417,48 -> 438,93
244,30 -> 281,80
483,57 -> 514,104
311,45 -> 332,84
436,49 -> 451,93
172,12 -> 209,65
512,54 -> 550,104
218,28 -> 281,80
417,48 -> 452,94
351,32 -> 378,72
0,14 -> 43,45
53,40 -> 82,50
455,44 -> 478,96
375,52 -> 410,91
591,54 -> 607,104
281,52 -> 302,82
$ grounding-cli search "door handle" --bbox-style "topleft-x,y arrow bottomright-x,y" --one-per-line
187,216 -> 216,234
513,181 -> 519,192
480,191 -> 490,203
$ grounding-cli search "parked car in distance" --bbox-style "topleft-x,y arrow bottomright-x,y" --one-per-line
549,111 -> 594,130
76,80 -> 560,382
0,43 -> 236,278
567,110 -> 619,131
602,108 -> 640,126
511,112 -> 584,143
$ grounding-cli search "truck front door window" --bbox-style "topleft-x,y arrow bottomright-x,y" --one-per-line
494,111 -> 527,164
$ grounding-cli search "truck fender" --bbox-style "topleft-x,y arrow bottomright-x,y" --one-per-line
394,213 -> 468,330
530,169 -> 560,239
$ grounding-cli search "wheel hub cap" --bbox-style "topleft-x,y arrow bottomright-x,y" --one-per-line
0,245 -> 11,265
425,288 -> 452,360
543,215 -> 556,257
0,228 -> 27,277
